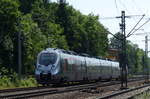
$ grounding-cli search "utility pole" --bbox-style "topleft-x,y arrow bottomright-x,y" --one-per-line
145,35 -> 149,83
18,19 -> 22,79
101,10 -> 149,89
119,11 -> 128,89
133,31 -> 150,83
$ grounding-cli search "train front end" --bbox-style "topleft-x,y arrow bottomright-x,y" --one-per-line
35,48 -> 60,85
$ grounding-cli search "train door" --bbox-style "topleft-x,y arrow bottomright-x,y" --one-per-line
111,62 -> 113,78
111,62 -> 117,78
69,56 -> 74,81
77,58 -> 83,81
83,57 -> 88,80
108,61 -> 112,79
100,60 -> 105,79
60,58 -> 68,81
75,57 -> 84,81
99,60 -> 102,80
80,58 -> 86,80
72,57 -> 79,81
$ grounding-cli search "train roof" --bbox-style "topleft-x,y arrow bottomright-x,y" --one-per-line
45,48 -> 118,62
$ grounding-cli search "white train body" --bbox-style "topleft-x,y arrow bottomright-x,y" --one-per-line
35,48 -> 120,84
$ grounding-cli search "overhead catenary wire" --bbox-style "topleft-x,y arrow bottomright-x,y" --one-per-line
118,0 -> 128,11
107,32 -> 122,41
126,14 -> 145,37
114,0 -> 121,24
118,0 -> 144,28
100,14 -> 146,41
127,18 -> 150,38
118,0 -> 134,19
131,0 -> 143,14
114,0 -> 119,13
114,0 -> 120,21
100,15 -> 144,20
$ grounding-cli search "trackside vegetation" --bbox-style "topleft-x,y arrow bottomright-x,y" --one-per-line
0,67 -> 37,89
0,0 -> 148,88
132,89 -> 150,99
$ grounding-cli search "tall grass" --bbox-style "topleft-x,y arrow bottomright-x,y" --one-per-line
0,67 -> 38,89
132,89 -> 150,99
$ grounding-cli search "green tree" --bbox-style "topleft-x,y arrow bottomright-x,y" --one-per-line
16,14 -> 47,74
19,0 -> 35,14
110,32 -> 123,50
0,0 -> 20,71
56,3 -> 108,56
126,42 -> 144,74
19,0 -> 50,14
31,1 -> 69,49
83,14 -> 108,56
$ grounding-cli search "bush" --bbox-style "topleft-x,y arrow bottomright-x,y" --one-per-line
0,67 -> 37,89
20,76 -> 38,87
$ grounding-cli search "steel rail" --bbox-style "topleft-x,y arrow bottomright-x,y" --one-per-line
0,86 -> 51,93
0,76 -> 143,93
0,77 -> 145,99
0,81 -> 117,99
97,83 -> 150,99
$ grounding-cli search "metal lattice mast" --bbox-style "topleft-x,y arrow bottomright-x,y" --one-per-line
120,11 -> 128,89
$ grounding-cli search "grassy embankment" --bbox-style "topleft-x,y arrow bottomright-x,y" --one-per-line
0,67 -> 38,89
0,74 -> 38,89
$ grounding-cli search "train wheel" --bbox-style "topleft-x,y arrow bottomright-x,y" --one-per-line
83,77 -> 89,83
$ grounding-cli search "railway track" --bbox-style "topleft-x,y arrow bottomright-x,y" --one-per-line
0,77 -> 146,99
0,81 -> 117,99
97,83 -> 150,99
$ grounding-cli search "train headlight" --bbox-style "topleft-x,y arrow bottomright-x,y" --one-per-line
51,64 -> 55,70
37,64 -> 42,68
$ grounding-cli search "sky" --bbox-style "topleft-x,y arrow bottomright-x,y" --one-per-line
51,0 -> 150,51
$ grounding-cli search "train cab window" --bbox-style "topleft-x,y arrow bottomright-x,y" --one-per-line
39,53 -> 57,66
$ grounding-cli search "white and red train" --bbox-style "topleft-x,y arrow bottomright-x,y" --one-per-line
35,48 -> 120,85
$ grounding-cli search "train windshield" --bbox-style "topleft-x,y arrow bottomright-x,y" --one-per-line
39,53 -> 57,66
